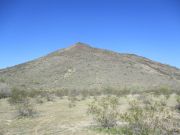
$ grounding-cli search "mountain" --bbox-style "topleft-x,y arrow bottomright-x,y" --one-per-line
0,42 -> 180,91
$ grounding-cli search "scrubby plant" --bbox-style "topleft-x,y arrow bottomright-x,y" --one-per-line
8,88 -> 36,117
87,95 -> 119,128
55,89 -> 69,98
103,87 -> 132,97
149,87 -> 172,98
175,95 -> 180,111
35,95 -> 45,104
68,90 -> 78,99
0,83 -> 11,99
90,95 -> 180,135
176,95 -> 180,104
68,94 -> 77,108
16,97 -> 35,117
0,78 -> 5,83
8,88 -> 28,104
28,90 -> 43,98
175,104 -> 180,112
80,90 -> 88,100
45,93 -> 55,101
120,97 -> 180,135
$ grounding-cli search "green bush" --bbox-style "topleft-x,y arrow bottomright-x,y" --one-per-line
88,96 -> 119,128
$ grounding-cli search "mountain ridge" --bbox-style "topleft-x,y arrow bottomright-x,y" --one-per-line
0,42 -> 180,91
0,42 -> 179,71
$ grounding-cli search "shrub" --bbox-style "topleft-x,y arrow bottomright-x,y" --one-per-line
16,97 -> 35,117
103,87 -> 132,96
0,83 -> 11,99
91,95 -> 180,135
176,96 -> 180,111
175,104 -> 180,111
28,90 -> 43,98
45,93 -> 55,101
88,95 -> 119,128
120,97 -> 180,135
68,94 -> 77,108
8,88 -> 28,104
0,78 -> 5,83
149,87 -> 172,98
55,89 -> 69,98
35,95 -> 45,104
176,95 -> 180,104
81,90 -> 88,100
8,88 -> 36,117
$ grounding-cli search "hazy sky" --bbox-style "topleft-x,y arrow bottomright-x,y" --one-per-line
0,0 -> 180,69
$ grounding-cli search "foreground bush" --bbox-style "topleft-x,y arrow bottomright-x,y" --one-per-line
120,97 -> 180,135
88,96 -> 119,128
88,95 -> 180,135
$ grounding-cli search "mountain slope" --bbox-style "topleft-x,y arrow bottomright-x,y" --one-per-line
0,42 -> 180,91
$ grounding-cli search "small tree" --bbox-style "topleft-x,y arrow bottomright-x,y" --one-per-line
88,96 -> 119,128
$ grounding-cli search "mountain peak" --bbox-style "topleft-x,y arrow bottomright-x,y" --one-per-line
71,42 -> 92,48
1,42 -> 180,91
63,42 -> 92,52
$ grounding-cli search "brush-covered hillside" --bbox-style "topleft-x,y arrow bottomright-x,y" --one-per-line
0,42 -> 180,91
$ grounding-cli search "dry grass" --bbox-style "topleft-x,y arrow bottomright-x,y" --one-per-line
0,97 -> 98,135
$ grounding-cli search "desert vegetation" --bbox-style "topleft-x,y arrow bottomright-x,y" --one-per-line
176,95 -> 180,111
0,83 -> 11,99
8,88 -> 36,117
0,86 -> 180,134
88,94 -> 180,135
88,96 -> 119,128
120,96 -> 180,135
